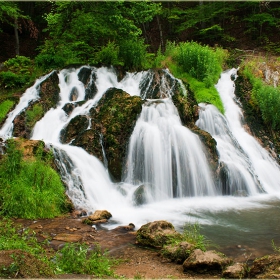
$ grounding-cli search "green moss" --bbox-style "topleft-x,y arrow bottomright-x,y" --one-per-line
0,100 -> 15,124
26,103 -> 44,129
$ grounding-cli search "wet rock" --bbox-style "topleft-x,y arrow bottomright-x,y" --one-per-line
136,220 -> 181,248
60,115 -> 89,143
88,210 -> 112,221
69,86 -> 79,101
249,254 -> 280,279
132,184 -> 148,205
183,249 -> 232,274
78,66 -> 91,85
161,241 -> 194,264
222,262 -> 247,279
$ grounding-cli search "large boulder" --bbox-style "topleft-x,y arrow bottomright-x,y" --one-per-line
136,220 -> 181,248
83,210 -> 112,226
222,262 -> 248,279
62,87 -> 143,181
249,254 -> 280,279
161,241 -> 194,264
183,249 -> 232,274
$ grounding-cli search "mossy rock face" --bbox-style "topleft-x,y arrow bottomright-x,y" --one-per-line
249,254 -> 280,279
61,87 -> 142,180
60,115 -> 90,144
172,81 -> 197,127
136,220 -> 182,248
161,241 -> 194,264
39,71 -> 60,111
89,88 -> 143,180
191,126 -> 219,173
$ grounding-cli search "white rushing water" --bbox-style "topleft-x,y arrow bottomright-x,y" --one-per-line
123,98 -> 216,202
197,68 -> 280,196
1,66 -> 280,248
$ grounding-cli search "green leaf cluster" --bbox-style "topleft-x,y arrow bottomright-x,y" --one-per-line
0,56 -> 33,89
243,66 -> 280,130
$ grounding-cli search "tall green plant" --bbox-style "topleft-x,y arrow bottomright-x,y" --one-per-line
0,140 -> 69,218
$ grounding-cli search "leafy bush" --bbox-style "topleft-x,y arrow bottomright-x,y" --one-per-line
119,39 -> 147,70
0,100 -> 14,123
35,53 -> 66,71
0,140 -> 69,218
243,65 -> 280,130
0,56 -> 33,89
54,243 -> 116,276
0,71 -> 29,89
96,41 -> 120,66
174,41 -> 224,87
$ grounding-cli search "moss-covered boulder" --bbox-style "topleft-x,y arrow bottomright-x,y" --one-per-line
249,254 -> 280,279
136,220 -> 181,248
183,249 -> 232,274
62,87 -> 143,181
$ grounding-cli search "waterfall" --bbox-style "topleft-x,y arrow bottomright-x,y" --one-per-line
196,68 -> 280,195
123,98 -> 217,202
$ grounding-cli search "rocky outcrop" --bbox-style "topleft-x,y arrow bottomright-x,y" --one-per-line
249,254 -> 280,279
161,241 -> 194,264
136,220 -> 181,248
222,262 -> 248,279
61,87 -> 143,181
183,249 -> 232,274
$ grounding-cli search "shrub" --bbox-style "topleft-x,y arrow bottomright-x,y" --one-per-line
35,53 -> 66,71
4,55 -> 32,75
0,140 -> 69,219
119,39 -> 147,70
96,41 -> 120,66
0,71 -> 29,89
243,65 -> 280,130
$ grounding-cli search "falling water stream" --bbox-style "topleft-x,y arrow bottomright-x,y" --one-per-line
1,66 -> 280,259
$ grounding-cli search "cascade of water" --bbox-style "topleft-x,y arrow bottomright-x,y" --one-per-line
196,68 -> 280,195
123,98 -> 217,202
0,72 -> 54,140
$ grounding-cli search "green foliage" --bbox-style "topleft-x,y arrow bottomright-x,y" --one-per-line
0,56 -> 33,89
0,100 -> 14,123
0,140 -> 69,219
35,53 -> 66,71
174,41 -> 224,86
181,223 -> 208,252
26,103 -> 44,128
96,41 -> 120,66
243,66 -> 280,130
54,243 -> 116,277
272,239 -> 280,254
163,41 -> 225,113
0,71 -> 29,89
0,218 -> 45,255
119,39 -> 148,70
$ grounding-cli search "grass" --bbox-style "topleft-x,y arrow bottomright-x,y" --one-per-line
0,100 -> 15,123
0,139 -> 70,219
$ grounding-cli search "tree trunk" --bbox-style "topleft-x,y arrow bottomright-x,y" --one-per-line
14,18 -> 20,56
156,15 -> 164,51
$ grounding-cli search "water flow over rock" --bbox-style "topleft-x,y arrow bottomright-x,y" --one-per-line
123,98 -> 217,203
196,68 -> 280,195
